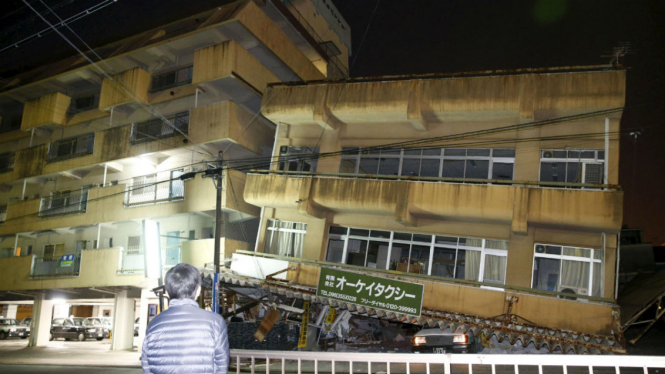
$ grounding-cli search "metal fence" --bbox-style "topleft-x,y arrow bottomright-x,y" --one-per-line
119,247 -> 144,274
130,111 -> 190,145
229,350 -> 665,374
39,190 -> 88,218
46,133 -> 95,162
0,152 -> 15,173
30,254 -> 81,278
150,66 -> 193,92
124,179 -> 185,207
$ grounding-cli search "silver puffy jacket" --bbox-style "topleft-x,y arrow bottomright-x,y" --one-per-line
142,298 -> 229,374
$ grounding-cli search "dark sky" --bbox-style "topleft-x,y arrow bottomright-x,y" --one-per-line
0,0 -> 663,244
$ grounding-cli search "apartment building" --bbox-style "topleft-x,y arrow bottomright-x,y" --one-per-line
238,67 -> 627,353
0,0 -> 350,349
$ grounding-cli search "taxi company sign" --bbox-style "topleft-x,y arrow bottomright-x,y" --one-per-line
317,268 -> 424,317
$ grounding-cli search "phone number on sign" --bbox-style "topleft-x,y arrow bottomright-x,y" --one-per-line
320,289 -> 357,302
360,298 -> 417,315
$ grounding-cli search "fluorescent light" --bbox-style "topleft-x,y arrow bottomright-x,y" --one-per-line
52,298 -> 66,305
143,220 -> 162,279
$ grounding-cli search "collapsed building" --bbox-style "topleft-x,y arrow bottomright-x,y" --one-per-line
221,66 -> 628,354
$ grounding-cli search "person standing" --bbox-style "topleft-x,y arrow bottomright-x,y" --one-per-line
142,263 -> 229,374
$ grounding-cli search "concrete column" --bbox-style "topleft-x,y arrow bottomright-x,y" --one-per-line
28,294 -> 53,347
137,288 -> 150,353
110,290 -> 135,351
4,305 -> 18,319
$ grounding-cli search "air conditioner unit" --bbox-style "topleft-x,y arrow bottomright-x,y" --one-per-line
558,285 -> 588,300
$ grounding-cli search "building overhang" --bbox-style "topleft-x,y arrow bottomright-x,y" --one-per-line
244,171 -> 624,235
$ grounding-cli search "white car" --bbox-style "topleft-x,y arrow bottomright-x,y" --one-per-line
0,318 -> 29,340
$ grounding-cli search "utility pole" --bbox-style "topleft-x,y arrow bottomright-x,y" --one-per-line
213,151 -> 223,274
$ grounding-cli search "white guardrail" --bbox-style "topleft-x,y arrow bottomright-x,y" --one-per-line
230,350 -> 665,374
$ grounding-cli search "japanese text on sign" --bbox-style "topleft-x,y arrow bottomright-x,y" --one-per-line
317,268 -> 424,317
60,254 -> 75,268
297,301 -> 310,348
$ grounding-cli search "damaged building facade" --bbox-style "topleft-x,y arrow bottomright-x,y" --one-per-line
235,67 -> 627,354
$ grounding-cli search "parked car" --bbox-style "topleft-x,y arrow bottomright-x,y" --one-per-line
19,317 -> 31,335
411,328 -> 477,353
100,317 -> 113,337
0,318 -> 29,340
84,318 -> 110,339
50,317 -> 106,341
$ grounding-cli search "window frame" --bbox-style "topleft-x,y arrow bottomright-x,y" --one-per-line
263,219 -> 308,258
339,147 -> 515,180
325,226 -> 508,285
539,149 -> 605,185
531,243 -> 604,298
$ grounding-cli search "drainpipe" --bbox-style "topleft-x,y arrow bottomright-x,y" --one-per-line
13,234 -> 19,256
254,122 -> 282,252
194,88 -> 202,108
96,224 -> 102,249
604,117 -> 610,189
29,128 -> 35,147
21,179 -> 27,200
102,164 -> 108,187
109,107 -> 114,127
615,232 -> 621,300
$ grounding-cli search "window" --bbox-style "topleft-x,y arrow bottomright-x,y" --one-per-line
0,152 -> 15,174
150,66 -> 194,92
127,236 -> 141,255
69,93 -> 100,114
46,133 -> 95,162
131,174 -> 156,197
325,226 -> 508,284
263,220 -> 307,258
532,244 -> 603,298
130,111 -> 190,145
340,147 -> 515,180
539,149 -> 605,184
279,146 -> 319,172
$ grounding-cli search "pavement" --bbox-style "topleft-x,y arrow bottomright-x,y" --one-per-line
0,338 -> 141,368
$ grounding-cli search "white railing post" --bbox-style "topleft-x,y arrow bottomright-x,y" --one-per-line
236,355 -> 240,374
251,356 -> 255,374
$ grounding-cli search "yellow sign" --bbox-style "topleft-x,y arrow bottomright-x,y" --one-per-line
297,301 -> 310,348
323,306 -> 336,331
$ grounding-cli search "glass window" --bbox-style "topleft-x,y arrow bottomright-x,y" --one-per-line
279,146 -> 319,172
491,163 -> 514,180
532,243 -> 603,298
465,160 -> 489,179
358,157 -> 379,174
442,160 -> 465,178
324,226 -> 507,284
263,220 -> 307,258
400,158 -> 421,176
540,149 -> 605,185
378,157 -> 400,175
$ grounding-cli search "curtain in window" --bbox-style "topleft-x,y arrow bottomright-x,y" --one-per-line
560,260 -> 590,291
465,250 -> 481,280
264,222 -> 306,258
483,254 -> 506,283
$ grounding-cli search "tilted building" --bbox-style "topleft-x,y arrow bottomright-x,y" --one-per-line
0,0 -> 349,349
238,66 -> 627,353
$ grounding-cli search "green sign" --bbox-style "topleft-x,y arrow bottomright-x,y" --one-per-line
59,254 -> 75,268
317,268 -> 424,317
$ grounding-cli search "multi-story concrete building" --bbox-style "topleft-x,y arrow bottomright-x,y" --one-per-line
238,67 -> 627,353
0,0 -> 350,349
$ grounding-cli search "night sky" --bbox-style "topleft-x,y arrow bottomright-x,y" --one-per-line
0,0 -> 663,243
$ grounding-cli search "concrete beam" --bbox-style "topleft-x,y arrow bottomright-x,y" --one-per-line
296,178 -> 329,219
511,188 -> 530,235
394,182 -> 416,226
407,80 -> 428,131
312,86 -> 340,131
28,293 -> 52,347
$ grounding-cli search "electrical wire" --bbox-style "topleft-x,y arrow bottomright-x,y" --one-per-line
21,0 -> 214,159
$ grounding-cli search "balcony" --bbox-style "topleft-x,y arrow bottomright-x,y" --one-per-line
124,178 -> 185,207
0,152 -> 15,174
0,205 -> 6,224
30,254 -> 81,279
38,190 -> 89,218
244,171 -> 623,234
150,66 -> 193,93
99,67 -> 151,110
21,92 -> 71,130
46,133 -> 95,163
130,111 -> 189,145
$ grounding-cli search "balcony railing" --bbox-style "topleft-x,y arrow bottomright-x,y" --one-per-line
124,179 -> 185,207
130,111 -> 189,145
39,190 -> 89,218
46,133 -> 95,163
0,152 -> 15,173
150,66 -> 193,93
30,254 -> 81,278
119,246 -> 144,274
0,205 -> 6,224
68,92 -> 100,114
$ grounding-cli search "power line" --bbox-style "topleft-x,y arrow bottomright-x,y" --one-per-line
20,0 -> 214,159
0,0 -> 118,55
